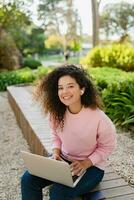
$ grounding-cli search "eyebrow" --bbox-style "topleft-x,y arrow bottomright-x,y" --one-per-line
58,83 -> 76,86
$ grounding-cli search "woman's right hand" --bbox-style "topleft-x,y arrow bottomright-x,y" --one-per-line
52,148 -> 63,161
52,153 -> 63,161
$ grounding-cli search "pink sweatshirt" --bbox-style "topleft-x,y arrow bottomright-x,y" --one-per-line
50,107 -> 116,170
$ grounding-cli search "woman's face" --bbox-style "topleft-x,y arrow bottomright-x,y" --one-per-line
58,75 -> 84,111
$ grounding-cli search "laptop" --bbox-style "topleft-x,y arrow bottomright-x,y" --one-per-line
21,151 -> 86,188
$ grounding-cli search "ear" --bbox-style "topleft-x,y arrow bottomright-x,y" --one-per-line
81,88 -> 85,95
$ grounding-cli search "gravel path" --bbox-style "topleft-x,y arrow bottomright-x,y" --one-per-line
0,92 -> 134,200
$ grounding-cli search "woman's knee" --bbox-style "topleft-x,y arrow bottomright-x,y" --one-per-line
21,171 -> 34,187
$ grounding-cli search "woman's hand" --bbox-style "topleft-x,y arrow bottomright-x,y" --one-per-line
52,153 -> 63,161
70,159 -> 93,176
52,148 -> 63,161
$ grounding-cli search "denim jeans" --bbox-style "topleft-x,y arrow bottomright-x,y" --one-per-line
21,166 -> 104,200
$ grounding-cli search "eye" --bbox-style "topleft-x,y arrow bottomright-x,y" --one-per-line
58,87 -> 63,90
68,85 -> 74,88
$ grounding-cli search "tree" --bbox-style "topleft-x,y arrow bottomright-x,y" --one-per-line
38,0 -> 82,53
0,28 -> 22,70
45,34 -> 63,52
25,28 -> 46,56
91,0 -> 101,47
0,1 -> 33,69
100,2 -> 134,40
62,0 -> 82,51
38,0 -> 65,32
0,1 -> 32,51
45,34 -> 81,54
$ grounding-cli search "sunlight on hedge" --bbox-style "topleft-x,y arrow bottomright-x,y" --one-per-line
80,44 -> 134,71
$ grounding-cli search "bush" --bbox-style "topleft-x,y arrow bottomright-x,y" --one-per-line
35,66 -> 53,79
89,67 -> 134,91
22,57 -> 42,69
0,66 -> 51,91
80,44 -> 134,71
0,68 -> 35,91
0,29 -> 22,70
88,67 -> 134,129
103,85 -> 134,129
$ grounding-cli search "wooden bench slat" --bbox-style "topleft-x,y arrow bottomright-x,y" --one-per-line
103,172 -> 121,181
102,185 -> 134,198
93,178 -> 128,191
106,193 -> 134,200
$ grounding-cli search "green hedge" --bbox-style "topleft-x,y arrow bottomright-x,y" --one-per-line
80,44 -> 134,71
0,67 -> 51,91
89,67 -> 134,129
22,57 -> 42,69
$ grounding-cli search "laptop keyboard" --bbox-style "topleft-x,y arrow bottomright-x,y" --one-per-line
72,175 -> 79,182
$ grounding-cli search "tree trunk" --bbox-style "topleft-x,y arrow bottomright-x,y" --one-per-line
91,0 -> 99,47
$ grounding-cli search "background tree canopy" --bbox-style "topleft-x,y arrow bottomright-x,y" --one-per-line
100,2 -> 134,40
38,0 -> 82,52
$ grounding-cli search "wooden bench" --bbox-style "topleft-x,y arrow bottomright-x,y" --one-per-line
7,85 -> 134,200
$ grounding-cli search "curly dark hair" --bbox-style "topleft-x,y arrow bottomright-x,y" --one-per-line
34,64 -> 103,129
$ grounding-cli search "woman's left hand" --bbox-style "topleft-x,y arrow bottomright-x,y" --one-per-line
70,159 -> 93,176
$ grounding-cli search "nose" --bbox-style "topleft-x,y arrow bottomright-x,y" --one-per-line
62,87 -> 69,93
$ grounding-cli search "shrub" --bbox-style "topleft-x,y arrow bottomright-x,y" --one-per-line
89,67 -> 134,91
22,57 -> 42,69
0,68 -> 35,91
88,67 -> 134,129
35,66 -> 53,79
0,66 -> 52,91
103,84 -> 134,129
80,44 -> 134,71
0,28 -> 22,70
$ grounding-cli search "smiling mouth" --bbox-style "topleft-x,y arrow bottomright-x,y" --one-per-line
63,96 -> 72,100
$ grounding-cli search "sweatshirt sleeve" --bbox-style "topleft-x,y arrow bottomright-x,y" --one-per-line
49,116 -> 61,150
88,116 -> 117,165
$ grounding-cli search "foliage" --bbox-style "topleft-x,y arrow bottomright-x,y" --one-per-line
0,1 -> 33,69
0,1 -> 32,52
100,2 -> 134,39
38,0 -> 82,51
103,85 -> 134,128
38,0 -> 65,30
0,1 -> 31,30
69,39 -> 81,52
90,67 -> 134,129
0,28 -> 22,70
0,66 -> 53,91
45,35 -> 63,51
89,67 -> 134,92
0,68 -> 35,91
80,44 -> 134,71
22,57 -> 42,69
35,66 -> 53,79
45,35 -> 81,53
25,28 -> 46,56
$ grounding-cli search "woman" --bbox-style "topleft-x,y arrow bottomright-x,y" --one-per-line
21,64 -> 116,200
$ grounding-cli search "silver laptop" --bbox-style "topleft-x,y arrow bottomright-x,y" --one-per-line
21,151 -> 86,188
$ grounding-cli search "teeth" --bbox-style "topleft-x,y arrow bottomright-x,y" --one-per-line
63,96 -> 71,99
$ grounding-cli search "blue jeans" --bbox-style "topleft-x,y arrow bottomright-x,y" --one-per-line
21,166 -> 104,200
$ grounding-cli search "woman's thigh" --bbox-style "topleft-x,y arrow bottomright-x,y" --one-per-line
49,166 -> 104,200
21,170 -> 53,189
